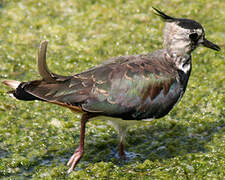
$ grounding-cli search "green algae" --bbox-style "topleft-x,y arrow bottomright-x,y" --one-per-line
0,0 -> 224,179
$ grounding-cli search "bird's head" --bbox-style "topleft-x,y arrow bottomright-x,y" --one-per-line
153,8 -> 220,56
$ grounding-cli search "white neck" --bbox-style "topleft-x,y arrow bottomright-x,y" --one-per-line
163,22 -> 193,74
164,22 -> 193,56
167,51 -> 191,74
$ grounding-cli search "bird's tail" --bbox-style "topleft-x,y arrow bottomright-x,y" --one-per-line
37,40 -> 58,82
2,80 -> 20,90
2,40 -> 70,101
2,80 -> 42,101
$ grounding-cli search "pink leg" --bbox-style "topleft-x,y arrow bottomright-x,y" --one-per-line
67,113 -> 95,173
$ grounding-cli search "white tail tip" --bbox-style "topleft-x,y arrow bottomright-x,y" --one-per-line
2,80 -> 21,89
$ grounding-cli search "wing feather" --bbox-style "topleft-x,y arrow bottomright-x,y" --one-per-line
22,50 -> 179,118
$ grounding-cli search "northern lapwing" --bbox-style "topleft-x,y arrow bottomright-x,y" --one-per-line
3,8 -> 220,173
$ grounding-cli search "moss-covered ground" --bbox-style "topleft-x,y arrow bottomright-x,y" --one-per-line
0,0 -> 224,179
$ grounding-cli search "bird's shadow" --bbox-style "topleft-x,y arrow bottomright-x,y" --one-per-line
72,118 -> 225,168
29,118 -> 225,172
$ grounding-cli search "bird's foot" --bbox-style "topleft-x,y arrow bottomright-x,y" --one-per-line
67,148 -> 83,173
119,151 -> 126,160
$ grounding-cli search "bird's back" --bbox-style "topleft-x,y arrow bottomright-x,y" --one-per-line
19,49 -> 187,120
81,49 -> 186,120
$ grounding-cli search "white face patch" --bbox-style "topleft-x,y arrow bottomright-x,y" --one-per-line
196,28 -> 203,35
196,28 -> 205,43
163,22 -> 204,74
163,22 -> 204,56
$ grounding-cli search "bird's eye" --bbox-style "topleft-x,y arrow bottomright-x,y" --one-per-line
189,33 -> 198,41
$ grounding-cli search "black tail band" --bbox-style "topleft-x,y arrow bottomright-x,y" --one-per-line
13,82 -> 42,101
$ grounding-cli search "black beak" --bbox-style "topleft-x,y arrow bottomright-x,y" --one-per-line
202,38 -> 220,51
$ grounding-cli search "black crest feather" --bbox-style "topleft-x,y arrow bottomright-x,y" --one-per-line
152,7 -> 174,22
152,7 -> 203,30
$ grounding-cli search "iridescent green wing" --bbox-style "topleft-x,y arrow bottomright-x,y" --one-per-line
24,52 -> 178,117
77,53 -> 178,116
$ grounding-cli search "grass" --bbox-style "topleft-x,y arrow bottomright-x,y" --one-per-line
0,0 -> 224,179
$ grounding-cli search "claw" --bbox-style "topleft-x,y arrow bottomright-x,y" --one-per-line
67,149 -> 83,173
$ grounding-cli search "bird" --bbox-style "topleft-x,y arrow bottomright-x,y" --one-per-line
2,8 -> 220,173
